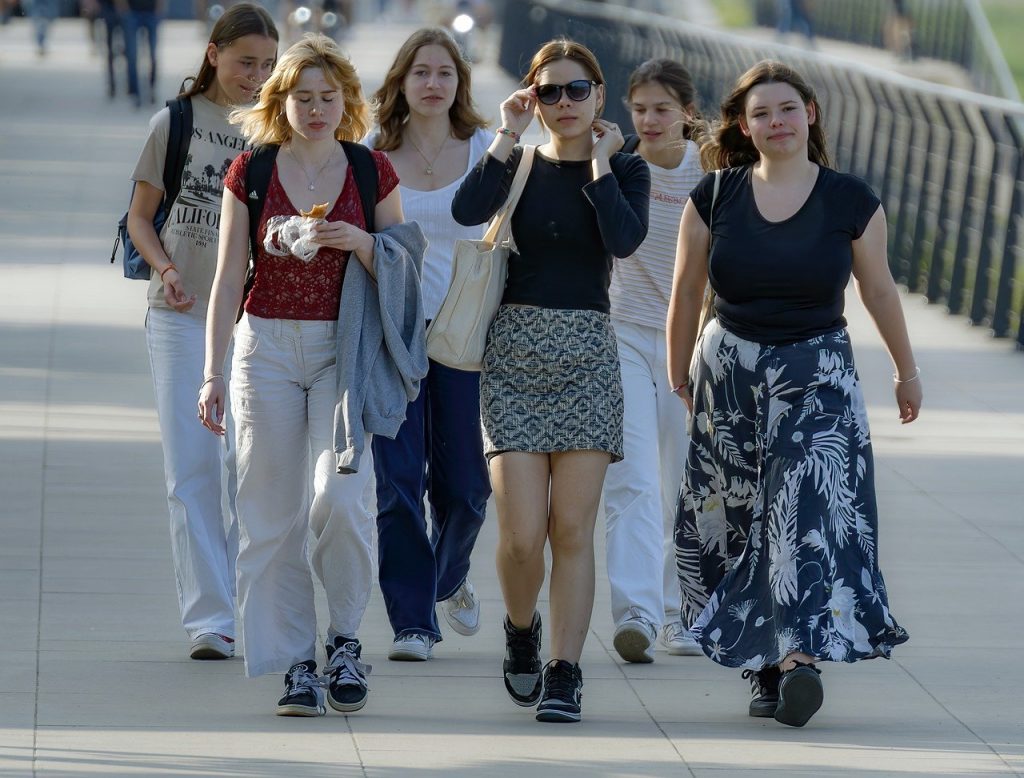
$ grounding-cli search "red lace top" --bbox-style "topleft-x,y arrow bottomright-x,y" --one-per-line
225,149 -> 399,320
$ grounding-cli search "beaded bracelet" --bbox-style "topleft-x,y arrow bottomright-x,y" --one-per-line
893,366 -> 921,384
159,263 -> 178,281
496,127 -> 521,142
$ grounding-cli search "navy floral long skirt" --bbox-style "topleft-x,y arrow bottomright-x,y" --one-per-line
674,321 -> 909,670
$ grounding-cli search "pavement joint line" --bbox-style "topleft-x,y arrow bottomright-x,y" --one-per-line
916,487 -> 1024,570
343,713 -> 369,777
597,630 -> 697,775
892,657 -> 1024,777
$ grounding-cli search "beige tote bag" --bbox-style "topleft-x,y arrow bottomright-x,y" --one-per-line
426,145 -> 536,372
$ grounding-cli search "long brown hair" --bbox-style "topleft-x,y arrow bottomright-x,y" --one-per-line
524,38 -> 606,120
232,34 -> 371,146
179,3 -> 278,99
626,58 -> 707,143
371,28 -> 488,152
700,60 -> 831,171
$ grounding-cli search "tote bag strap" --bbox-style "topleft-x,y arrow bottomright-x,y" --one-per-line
482,145 -> 536,246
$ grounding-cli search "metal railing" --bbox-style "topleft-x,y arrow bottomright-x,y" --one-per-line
499,0 -> 1024,348
751,0 -> 1020,101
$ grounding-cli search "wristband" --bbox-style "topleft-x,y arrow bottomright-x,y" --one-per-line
159,263 -> 178,281
496,127 -> 521,142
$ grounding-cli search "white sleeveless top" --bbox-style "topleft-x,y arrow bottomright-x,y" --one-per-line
609,139 -> 704,331
367,127 -> 492,320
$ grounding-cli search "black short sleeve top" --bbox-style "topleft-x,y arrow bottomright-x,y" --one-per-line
689,165 -> 881,345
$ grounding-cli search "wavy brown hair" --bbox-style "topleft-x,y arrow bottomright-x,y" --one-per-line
371,28 -> 488,152
524,38 -> 606,120
231,34 -> 371,146
700,60 -> 831,171
179,3 -> 278,99
626,58 -> 706,143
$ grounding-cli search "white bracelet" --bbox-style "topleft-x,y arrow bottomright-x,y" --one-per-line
893,366 -> 920,384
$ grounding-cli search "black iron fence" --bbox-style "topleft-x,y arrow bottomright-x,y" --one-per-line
750,0 -> 1019,100
499,0 -> 1024,349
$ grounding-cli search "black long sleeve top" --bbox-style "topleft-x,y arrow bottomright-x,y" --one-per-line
451,146 -> 650,313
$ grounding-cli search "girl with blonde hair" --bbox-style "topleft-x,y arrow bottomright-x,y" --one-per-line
199,34 -> 418,717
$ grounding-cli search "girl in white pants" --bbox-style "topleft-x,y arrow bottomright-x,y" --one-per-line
199,35 -> 404,716
603,59 -> 706,663
126,4 -> 279,660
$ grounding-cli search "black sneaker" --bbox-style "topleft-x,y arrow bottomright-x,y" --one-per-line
535,659 -> 583,723
503,612 -> 542,706
741,666 -> 781,718
324,637 -> 371,713
276,660 -> 325,717
774,661 -> 824,727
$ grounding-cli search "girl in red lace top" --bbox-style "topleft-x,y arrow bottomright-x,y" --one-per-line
198,34 -> 402,718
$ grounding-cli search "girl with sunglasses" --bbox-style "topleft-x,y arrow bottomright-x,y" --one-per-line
602,58 -> 706,665
452,38 -> 650,723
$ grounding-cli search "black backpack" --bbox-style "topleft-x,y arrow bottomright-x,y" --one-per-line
238,140 -> 379,317
111,96 -> 193,279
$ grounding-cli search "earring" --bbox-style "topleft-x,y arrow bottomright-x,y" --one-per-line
276,112 -> 286,125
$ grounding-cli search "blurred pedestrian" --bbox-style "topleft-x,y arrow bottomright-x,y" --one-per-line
200,34 -> 421,718
603,57 -> 705,665
884,0 -> 913,61
367,27 -> 492,662
126,2 -> 278,663
775,0 -> 815,47
124,0 -> 161,106
452,38 -> 649,723
667,60 -> 919,728
24,0 -> 59,56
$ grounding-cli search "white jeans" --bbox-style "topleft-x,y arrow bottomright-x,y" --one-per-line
231,314 -> 375,678
146,307 -> 237,640
603,318 -> 689,628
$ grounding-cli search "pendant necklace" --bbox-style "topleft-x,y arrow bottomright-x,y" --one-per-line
287,144 -> 336,191
407,132 -> 450,176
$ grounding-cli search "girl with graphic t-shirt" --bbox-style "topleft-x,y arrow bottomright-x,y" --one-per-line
366,28 -> 492,663
602,59 -> 706,665
198,34 -> 404,718
667,60 -> 921,728
126,3 -> 278,663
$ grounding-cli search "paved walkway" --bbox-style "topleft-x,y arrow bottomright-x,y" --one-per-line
1,15 -> 1023,778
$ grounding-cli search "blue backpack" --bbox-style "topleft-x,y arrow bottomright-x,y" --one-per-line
110,97 -> 194,279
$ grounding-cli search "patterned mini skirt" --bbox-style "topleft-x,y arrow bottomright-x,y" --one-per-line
480,305 -> 623,462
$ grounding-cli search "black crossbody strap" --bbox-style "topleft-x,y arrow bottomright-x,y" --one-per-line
621,134 -> 641,154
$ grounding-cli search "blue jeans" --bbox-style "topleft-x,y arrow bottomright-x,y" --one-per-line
372,359 -> 491,641
124,10 -> 159,99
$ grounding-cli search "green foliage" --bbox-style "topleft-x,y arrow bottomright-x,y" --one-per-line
981,0 -> 1024,98
710,0 -> 754,28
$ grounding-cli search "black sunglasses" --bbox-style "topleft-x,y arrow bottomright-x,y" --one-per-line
535,79 -> 598,105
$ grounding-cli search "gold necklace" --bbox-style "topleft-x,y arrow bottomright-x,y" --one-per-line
406,132 -> 450,176
286,144 -> 336,191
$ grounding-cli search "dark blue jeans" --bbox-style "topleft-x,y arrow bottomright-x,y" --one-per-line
372,359 -> 491,641
124,10 -> 159,100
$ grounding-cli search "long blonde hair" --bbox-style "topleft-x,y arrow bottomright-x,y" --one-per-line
232,34 -> 370,145
371,28 -> 488,152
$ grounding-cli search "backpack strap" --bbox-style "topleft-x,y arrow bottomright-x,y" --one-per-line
244,144 -> 280,261
341,140 -> 379,233
162,96 -> 193,219
621,134 -> 641,154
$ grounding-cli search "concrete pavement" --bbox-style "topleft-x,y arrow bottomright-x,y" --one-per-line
1,15 -> 1023,778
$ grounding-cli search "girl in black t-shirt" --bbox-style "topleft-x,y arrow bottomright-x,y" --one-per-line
666,61 -> 922,728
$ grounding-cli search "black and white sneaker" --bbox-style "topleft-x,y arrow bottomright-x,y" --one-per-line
741,666 -> 781,718
535,659 -> 583,723
774,661 -> 823,728
324,636 -> 371,713
503,612 -> 542,706
276,660 -> 325,717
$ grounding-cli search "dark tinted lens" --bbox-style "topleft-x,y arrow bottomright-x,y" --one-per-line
564,80 -> 593,101
536,84 -> 561,104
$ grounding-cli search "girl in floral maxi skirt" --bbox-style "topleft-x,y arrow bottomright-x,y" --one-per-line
667,61 -> 921,728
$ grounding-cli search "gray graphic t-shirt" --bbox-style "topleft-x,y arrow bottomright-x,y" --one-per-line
132,94 -> 250,316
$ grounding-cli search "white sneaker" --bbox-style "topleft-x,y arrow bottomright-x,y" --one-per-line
388,633 -> 434,661
440,579 -> 481,636
612,611 -> 656,663
189,633 -> 234,660
659,621 -> 703,656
